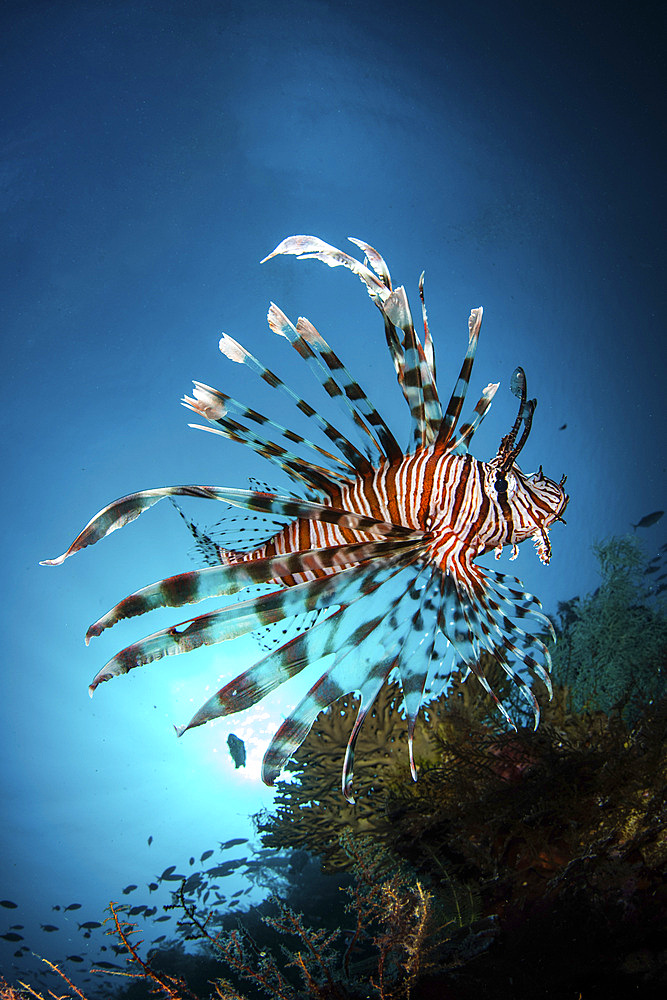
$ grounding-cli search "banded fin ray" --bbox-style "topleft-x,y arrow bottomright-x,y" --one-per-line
184,380 -> 356,482
265,236 -> 443,452
218,332 -> 373,475
41,486 -> 422,566
436,307 -> 484,451
86,538 -> 422,641
89,550 -> 421,693
418,270 -> 436,381
176,560 -> 421,736
268,305 -> 402,463
258,564 -> 433,793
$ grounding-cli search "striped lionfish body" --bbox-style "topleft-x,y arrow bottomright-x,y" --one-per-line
42,236 -> 568,801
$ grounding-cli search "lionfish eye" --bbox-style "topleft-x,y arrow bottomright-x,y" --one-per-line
495,472 -> 508,495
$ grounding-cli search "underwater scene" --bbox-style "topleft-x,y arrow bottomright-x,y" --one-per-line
2,1 -> 665,998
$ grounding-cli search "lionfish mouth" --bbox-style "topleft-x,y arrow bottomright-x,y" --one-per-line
554,490 -> 570,524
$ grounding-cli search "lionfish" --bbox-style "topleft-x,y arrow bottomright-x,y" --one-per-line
42,236 -> 568,801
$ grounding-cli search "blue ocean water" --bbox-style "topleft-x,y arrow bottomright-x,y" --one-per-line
1,0 -> 664,992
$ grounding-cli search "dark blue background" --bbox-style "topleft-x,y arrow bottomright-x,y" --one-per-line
1,0 -> 664,990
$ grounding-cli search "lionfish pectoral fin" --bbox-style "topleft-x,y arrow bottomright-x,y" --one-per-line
88,553 -> 416,694
177,556 -> 421,737
85,538 -> 420,641
341,668 -> 393,803
40,487 -> 193,566
259,562 -> 425,789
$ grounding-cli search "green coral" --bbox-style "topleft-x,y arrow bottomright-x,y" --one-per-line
256,667 -> 513,873
551,535 -> 667,722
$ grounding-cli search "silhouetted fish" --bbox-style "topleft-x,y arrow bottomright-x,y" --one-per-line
558,423 -> 567,430
0,932 -> 23,941
64,903 -> 82,911
632,510 -> 664,530
227,733 -> 246,768
66,955 -> 84,963
0,901 -> 17,909
40,924 -> 58,932
200,850 -> 214,862
219,838 -> 249,850
147,835 -> 153,846
207,860 -> 245,877
122,884 -> 138,894
78,920 -> 102,930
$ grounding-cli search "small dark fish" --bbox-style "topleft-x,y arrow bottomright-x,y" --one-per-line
0,932 -> 23,942
129,905 -> 146,916
147,836 -> 153,846
206,863 -> 237,877
189,856 -> 195,866
10,924 -> 24,930
645,564 -> 661,574
220,838 -> 249,850
66,955 -> 84,963
632,510 -> 664,530
64,903 -> 82,911
78,921 -> 102,930
52,905 -> 61,911
153,934 -> 166,943
231,889 -> 243,898
558,423 -> 567,430
93,960 -> 123,970
227,733 -> 246,768
40,924 -> 59,932
200,849 -> 214,862
148,882 -> 159,892
154,915 -> 171,922
161,871 -> 186,882
122,884 -> 138,894
229,899 -> 239,907
182,874 -> 203,893
0,901 -> 17,909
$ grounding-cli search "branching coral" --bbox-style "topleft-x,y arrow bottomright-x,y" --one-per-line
551,535 -> 667,722
257,669 -> 510,873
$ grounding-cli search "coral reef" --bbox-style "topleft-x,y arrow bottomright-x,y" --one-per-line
257,667 -> 516,873
551,535 -> 667,722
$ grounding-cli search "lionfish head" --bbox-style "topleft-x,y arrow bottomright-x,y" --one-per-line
485,366 -> 569,565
